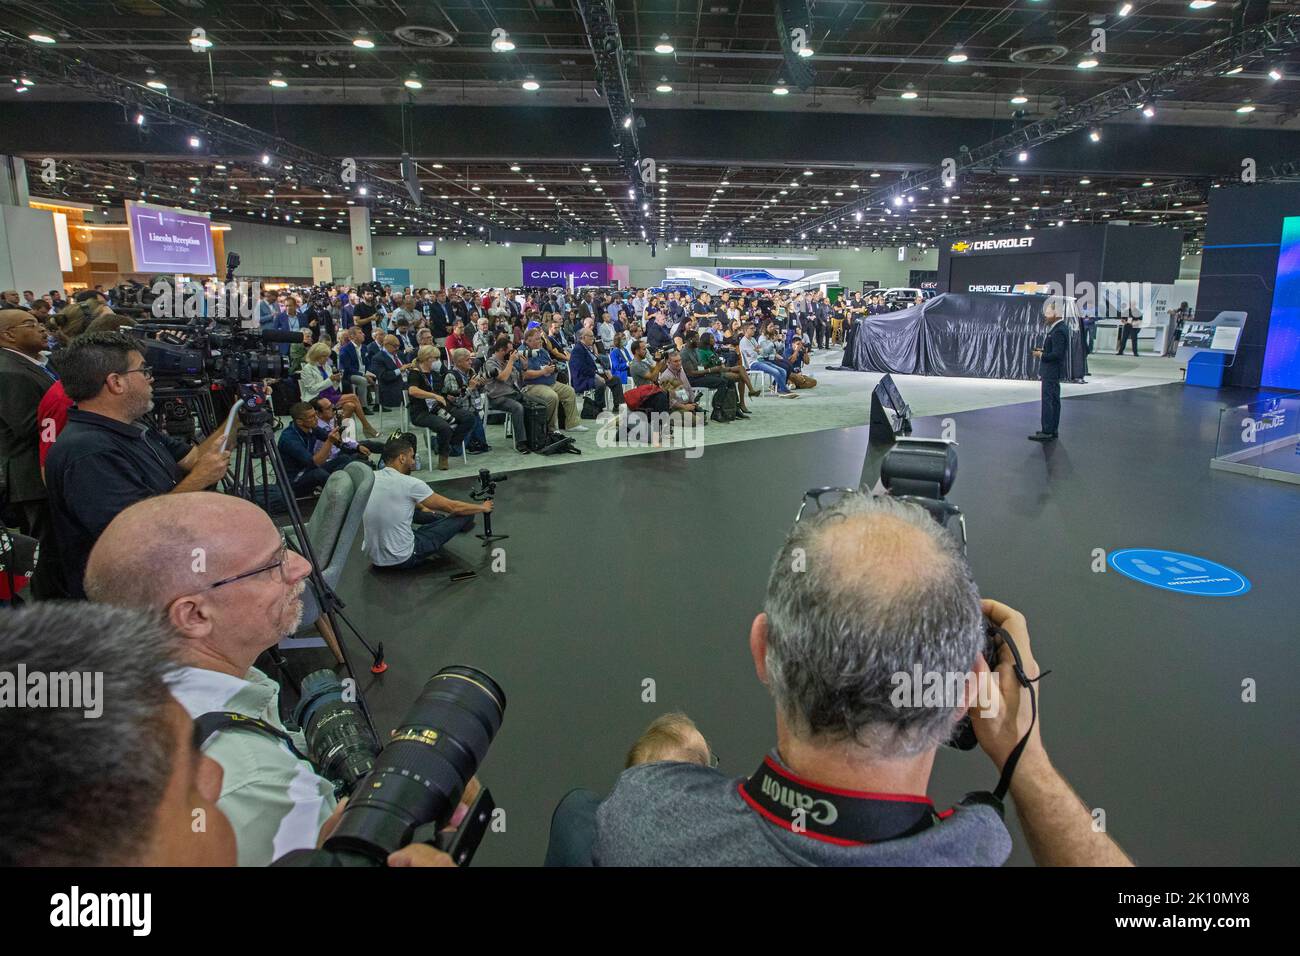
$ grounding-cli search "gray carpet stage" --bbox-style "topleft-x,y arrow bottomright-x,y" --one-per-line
287,380 -> 1300,866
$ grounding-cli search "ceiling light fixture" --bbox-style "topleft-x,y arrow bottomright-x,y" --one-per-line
655,34 -> 675,54
491,30 -> 516,53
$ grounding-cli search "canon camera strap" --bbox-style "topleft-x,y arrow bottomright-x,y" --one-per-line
739,757 -> 937,846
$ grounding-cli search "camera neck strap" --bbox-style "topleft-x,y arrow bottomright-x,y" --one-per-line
739,756 -> 938,846
984,625 -> 1047,803
193,711 -> 311,765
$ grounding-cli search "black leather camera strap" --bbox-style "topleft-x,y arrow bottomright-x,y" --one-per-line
193,711 -> 311,765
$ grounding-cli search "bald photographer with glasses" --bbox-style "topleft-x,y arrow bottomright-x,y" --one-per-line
43,332 -> 234,598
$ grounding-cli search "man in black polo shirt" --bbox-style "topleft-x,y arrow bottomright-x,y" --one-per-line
44,332 -> 233,598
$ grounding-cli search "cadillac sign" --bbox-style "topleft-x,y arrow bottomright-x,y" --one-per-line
950,236 -> 1035,253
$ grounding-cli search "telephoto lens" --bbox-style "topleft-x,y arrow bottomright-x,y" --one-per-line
293,669 -> 381,796
320,666 -> 506,864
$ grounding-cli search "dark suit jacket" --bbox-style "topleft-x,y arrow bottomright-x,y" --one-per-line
339,340 -> 366,379
0,349 -> 55,504
1039,321 -> 1069,383
368,349 -> 407,408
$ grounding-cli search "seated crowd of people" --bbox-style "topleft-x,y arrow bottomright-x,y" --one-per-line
1,279 -> 1131,870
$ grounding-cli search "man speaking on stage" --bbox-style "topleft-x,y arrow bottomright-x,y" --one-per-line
1029,297 -> 1068,443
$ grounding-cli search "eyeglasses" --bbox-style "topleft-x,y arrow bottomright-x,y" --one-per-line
117,364 -> 154,381
199,533 -> 293,592
794,486 -> 861,523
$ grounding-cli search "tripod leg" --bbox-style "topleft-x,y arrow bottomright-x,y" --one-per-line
314,614 -> 345,665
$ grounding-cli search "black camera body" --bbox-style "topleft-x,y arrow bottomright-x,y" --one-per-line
127,320 -> 291,388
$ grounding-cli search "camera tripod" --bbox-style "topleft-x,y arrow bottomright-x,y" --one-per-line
469,469 -> 508,547
225,396 -> 384,740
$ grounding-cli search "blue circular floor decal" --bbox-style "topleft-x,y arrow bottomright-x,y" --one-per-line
1108,549 -> 1251,597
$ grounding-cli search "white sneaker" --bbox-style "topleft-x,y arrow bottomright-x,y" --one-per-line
562,424 -> 590,432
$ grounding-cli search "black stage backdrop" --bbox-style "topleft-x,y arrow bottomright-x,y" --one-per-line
843,293 -> 1086,382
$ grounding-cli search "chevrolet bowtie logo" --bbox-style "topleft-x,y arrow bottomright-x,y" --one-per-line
1013,282 -> 1046,294
951,241 -> 971,253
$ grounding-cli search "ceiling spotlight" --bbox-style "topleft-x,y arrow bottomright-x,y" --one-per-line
358,186 -> 368,196
1018,151 -> 1029,162
353,32 -> 375,50
901,84 -> 918,100
1236,102 -> 1256,113
1189,1 -> 1216,9
1119,3 -> 1133,15
655,34 -> 675,54
772,81 -> 789,96
1142,180 -> 1154,187
1010,90 -> 1028,105
1088,128 -> 1101,142
947,46 -> 968,64
1077,56 -> 1100,70
269,76 -> 288,88
1222,65 -> 1244,76
136,113 -> 146,125
509,164 -> 522,172
1268,66 -> 1283,81
146,80 -> 168,91
656,77 -> 673,93
188,135 -> 202,148
491,29 -> 516,53
189,28 -> 213,51
404,75 -> 423,90
28,33 -> 56,45
1142,103 -> 1156,118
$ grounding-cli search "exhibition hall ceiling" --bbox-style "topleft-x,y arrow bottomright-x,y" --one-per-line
3,1 -> 1297,248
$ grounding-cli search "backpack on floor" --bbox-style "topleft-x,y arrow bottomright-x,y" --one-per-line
522,398 -> 552,452
710,383 -> 739,423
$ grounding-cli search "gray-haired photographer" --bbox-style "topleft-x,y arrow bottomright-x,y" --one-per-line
548,487 -> 1133,867
77,490 -> 500,867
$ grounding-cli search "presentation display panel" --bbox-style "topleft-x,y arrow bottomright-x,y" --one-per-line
125,200 -> 216,274
1262,216 -> 1300,390
522,257 -> 611,286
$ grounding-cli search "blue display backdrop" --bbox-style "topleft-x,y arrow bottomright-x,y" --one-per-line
1108,549 -> 1251,597
1262,216 -> 1300,390
373,267 -> 412,289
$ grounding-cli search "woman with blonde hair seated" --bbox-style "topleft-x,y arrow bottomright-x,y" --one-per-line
298,341 -> 380,437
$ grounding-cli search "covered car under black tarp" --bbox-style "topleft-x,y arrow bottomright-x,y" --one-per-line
841,293 -> 1087,382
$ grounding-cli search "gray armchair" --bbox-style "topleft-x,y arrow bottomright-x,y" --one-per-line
279,460 -> 374,662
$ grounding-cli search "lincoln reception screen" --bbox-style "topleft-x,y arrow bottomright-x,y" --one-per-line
521,257 -> 611,286
1262,216 -> 1300,390
125,200 -> 217,274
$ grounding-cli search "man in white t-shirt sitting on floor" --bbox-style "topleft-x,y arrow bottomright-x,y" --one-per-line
362,437 -> 492,569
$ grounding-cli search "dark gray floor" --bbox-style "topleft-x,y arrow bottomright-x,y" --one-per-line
293,381 -> 1300,866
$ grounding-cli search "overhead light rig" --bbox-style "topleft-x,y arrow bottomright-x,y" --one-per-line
798,11 -> 1300,236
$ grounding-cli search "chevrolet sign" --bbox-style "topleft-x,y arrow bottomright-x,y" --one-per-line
951,236 -> 1035,253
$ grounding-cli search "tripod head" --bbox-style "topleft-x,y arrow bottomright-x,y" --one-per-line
471,468 -> 507,501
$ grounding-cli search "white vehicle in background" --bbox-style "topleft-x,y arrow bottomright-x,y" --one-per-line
883,287 -> 926,303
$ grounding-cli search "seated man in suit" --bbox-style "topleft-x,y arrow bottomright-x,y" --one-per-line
338,325 -> 377,409
569,329 -> 624,417
368,334 -> 412,412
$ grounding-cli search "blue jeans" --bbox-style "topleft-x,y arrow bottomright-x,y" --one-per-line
750,360 -> 790,393
394,513 -> 475,568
